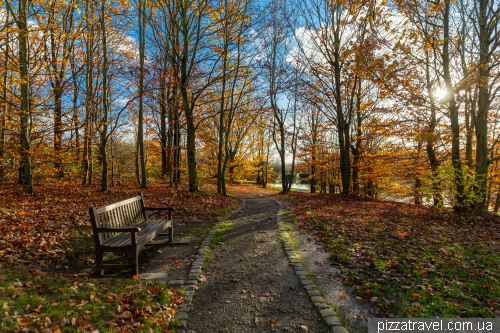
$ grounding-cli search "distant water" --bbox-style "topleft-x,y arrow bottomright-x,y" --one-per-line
271,182 -> 310,191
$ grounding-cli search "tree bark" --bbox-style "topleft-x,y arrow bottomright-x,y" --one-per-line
100,0 -> 109,192
19,0 -> 33,193
474,0 -> 492,211
0,12 -> 8,183
82,0 -> 94,185
443,0 -> 466,210
137,0 -> 148,188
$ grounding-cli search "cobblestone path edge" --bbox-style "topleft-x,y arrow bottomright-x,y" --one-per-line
268,196 -> 350,333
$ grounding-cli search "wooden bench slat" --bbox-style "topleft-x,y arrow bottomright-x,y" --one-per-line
93,196 -> 142,216
102,220 -> 171,248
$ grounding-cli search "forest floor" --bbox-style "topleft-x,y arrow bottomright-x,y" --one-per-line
0,180 -> 247,332
276,192 -> 500,319
1,180 -> 499,332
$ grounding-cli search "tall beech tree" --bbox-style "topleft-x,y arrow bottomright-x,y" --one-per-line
137,0 -> 148,188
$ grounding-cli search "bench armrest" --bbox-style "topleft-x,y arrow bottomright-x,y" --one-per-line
96,227 -> 141,233
144,207 -> 175,212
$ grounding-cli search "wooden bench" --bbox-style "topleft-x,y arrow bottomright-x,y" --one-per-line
89,193 -> 174,276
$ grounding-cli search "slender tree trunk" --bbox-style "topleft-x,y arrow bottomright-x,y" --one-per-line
424,52 -> 442,206
111,139 -> 114,186
0,13 -> 8,183
100,0 -> 109,192
19,0 -> 33,193
352,81 -> 362,193
494,187 -> 500,212
464,89 -> 473,165
443,0 -> 465,210
167,87 -> 173,186
89,114 -> 93,185
137,0 -> 148,188
184,112 -> 198,192
180,12 -> 198,192
53,87 -> 64,178
310,116 -> 317,194
160,83 -> 168,178
82,0 -> 93,185
332,18 -> 350,193
160,34 -> 169,179
135,139 -> 141,186
217,41 -> 229,195
173,103 -> 180,190
70,48 -> 80,164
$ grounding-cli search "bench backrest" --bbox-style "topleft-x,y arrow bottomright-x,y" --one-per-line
89,194 -> 147,244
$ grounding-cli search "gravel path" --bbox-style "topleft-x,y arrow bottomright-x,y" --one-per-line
187,195 -> 329,333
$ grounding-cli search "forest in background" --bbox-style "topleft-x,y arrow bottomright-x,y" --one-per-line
0,0 -> 499,212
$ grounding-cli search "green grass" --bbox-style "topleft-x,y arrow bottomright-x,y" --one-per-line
0,263 -> 184,332
324,218 -> 500,318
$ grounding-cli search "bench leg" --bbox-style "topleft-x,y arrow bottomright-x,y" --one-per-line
95,249 -> 103,276
169,225 -> 174,242
131,248 -> 139,276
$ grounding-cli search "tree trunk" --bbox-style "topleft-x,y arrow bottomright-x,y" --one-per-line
19,0 -> 33,193
333,21 -> 350,194
88,114 -> 93,185
0,14 -> 8,183
180,5 -> 198,192
135,139 -> 141,186
474,0 -> 491,211
111,140 -> 114,186
185,114 -> 198,192
494,188 -> 500,212
167,87 -> 173,186
53,87 -> 64,178
100,0 -> 109,192
137,0 -> 148,188
464,88 -> 476,165
352,83 -> 362,193
443,0 -> 465,210
160,84 -> 168,178
217,41 -> 229,195
82,0 -> 93,185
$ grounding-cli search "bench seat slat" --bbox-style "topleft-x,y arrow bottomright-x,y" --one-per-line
101,219 -> 171,248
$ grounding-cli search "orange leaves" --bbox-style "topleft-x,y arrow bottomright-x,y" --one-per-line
132,275 -> 139,279
0,182 -> 238,268
339,294 -> 346,298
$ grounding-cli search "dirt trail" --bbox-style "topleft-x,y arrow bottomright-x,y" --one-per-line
187,195 -> 328,333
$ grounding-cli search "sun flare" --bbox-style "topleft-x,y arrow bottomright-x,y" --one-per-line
434,88 -> 448,100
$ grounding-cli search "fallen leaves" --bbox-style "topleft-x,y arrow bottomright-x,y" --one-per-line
0,182 -> 238,268
277,191 -> 500,318
0,268 -> 183,332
